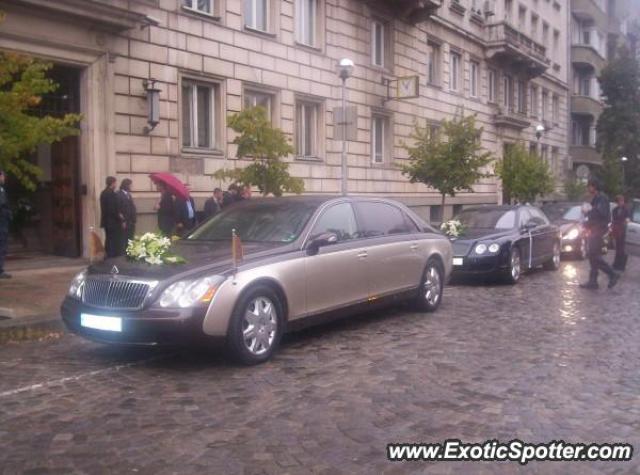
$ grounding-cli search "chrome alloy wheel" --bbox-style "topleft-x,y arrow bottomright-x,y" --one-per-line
511,251 -> 521,281
424,265 -> 442,306
242,296 -> 277,356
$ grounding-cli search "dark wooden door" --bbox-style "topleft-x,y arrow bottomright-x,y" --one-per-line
51,136 -> 81,257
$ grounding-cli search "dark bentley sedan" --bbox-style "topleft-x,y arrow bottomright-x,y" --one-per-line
62,196 -> 452,364
450,205 -> 561,284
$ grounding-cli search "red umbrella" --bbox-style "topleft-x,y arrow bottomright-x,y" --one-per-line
149,172 -> 189,200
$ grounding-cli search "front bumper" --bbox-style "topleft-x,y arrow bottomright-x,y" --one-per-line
561,237 -> 581,254
450,253 -> 509,276
61,297 -> 222,347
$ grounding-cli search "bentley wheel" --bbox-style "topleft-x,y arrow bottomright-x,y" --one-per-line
414,259 -> 444,313
543,242 -> 561,271
505,247 -> 521,285
227,285 -> 284,365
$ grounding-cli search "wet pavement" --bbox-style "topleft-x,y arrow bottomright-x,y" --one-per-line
1,258 -> 639,474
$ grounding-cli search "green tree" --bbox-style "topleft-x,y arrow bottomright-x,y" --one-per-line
214,106 -> 304,196
495,144 -> 554,204
596,46 -> 640,196
0,52 -> 81,190
401,115 -> 492,211
564,175 -> 587,201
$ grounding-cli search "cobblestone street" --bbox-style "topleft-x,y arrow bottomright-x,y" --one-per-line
1,258 -> 639,475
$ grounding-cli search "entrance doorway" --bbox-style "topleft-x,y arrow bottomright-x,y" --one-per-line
8,64 -> 82,258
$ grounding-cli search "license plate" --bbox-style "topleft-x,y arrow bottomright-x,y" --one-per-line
80,313 -> 122,332
453,257 -> 464,266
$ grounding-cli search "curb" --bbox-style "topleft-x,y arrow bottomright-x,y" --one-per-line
0,317 -> 65,344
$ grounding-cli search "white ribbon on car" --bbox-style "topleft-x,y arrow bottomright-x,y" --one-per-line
528,230 -> 533,269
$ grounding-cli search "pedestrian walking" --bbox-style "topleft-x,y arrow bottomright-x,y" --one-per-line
611,194 -> 629,272
155,181 -> 176,236
204,187 -> 223,219
117,178 -> 137,254
0,170 -> 12,279
100,176 -> 123,258
580,178 -> 620,289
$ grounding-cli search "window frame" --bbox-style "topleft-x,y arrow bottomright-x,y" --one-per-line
450,50 -> 461,93
529,84 -> 538,118
371,113 -> 391,165
181,78 -> 222,152
427,40 -> 442,86
295,0 -> 319,48
243,87 -> 276,123
244,0 -> 269,32
295,97 -> 324,160
182,0 -> 218,17
470,60 -> 480,98
488,68 -> 497,103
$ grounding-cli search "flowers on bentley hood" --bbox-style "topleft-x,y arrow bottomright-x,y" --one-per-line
440,220 -> 465,238
126,232 -> 186,265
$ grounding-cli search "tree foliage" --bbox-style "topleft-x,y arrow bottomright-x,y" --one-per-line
596,46 -> 640,196
214,106 -> 304,197
0,52 -> 81,190
401,115 -> 492,209
496,144 -> 554,204
564,175 -> 587,201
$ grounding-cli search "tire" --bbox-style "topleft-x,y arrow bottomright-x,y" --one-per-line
414,258 -> 444,313
543,241 -> 561,271
504,246 -> 521,285
226,284 -> 284,365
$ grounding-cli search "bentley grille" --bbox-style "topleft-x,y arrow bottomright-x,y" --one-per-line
82,279 -> 150,309
452,241 -> 472,256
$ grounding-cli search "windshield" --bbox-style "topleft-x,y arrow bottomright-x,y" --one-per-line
188,201 -> 317,243
456,209 -> 516,229
542,204 -> 582,221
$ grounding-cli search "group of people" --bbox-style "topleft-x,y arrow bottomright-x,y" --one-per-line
580,177 -> 630,290
100,178 -> 252,258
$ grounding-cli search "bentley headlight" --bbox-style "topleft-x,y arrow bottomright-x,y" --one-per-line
488,243 -> 500,253
157,276 -> 225,308
563,228 -> 580,240
474,244 -> 487,255
67,271 -> 86,299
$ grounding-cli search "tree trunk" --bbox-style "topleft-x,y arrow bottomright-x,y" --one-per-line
441,193 -> 446,223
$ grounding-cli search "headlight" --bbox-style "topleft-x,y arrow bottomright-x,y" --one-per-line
474,244 -> 487,255
563,228 -> 580,240
68,271 -> 86,299
488,243 -> 500,253
156,275 -> 225,308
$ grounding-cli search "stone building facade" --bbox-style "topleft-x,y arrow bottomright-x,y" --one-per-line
0,0 -> 569,257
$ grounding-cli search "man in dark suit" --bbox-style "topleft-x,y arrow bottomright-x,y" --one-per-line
100,176 -> 123,258
117,178 -> 137,254
581,178 -> 620,289
175,185 -> 197,236
0,170 -> 12,279
203,187 -> 223,219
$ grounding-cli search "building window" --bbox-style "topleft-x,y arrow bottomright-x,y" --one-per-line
245,0 -> 268,31
296,100 -> 320,158
518,6 -> 526,29
450,51 -> 461,92
552,94 -> 559,123
530,85 -> 538,118
541,90 -> 548,120
503,74 -> 513,111
504,0 -> 513,21
182,80 -> 219,150
183,0 -> 213,15
428,123 -> 441,140
540,144 -> 549,164
371,114 -> 389,164
296,0 -> 317,46
429,205 -> 442,224
516,80 -> 526,114
488,68 -> 497,102
578,75 -> 591,96
551,146 -> 559,174
542,22 -> 549,45
531,14 -> 538,40
529,142 -> 537,156
427,41 -> 441,86
244,89 -> 273,120
371,19 -> 391,69
470,60 -> 479,98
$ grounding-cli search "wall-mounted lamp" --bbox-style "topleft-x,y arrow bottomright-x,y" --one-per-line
143,79 -> 161,134
535,124 -> 545,140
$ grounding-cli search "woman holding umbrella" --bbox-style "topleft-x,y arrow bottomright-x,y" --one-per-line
155,181 -> 175,236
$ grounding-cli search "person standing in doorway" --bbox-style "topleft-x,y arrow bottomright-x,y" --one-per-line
203,187 -> 223,220
155,181 -> 175,236
100,176 -> 123,258
117,178 -> 137,254
0,170 -> 12,279
611,194 -> 629,272
580,178 -> 620,289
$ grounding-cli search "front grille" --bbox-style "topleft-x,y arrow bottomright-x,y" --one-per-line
82,279 -> 150,309
452,241 -> 471,256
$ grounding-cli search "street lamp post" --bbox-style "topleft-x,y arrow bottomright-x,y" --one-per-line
337,58 -> 354,196
621,156 -> 628,191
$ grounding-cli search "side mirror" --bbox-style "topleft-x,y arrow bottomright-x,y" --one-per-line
521,222 -> 536,232
306,232 -> 338,255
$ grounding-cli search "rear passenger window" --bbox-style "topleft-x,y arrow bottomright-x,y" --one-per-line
356,202 -> 414,237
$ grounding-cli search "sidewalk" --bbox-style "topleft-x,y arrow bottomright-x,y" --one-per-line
0,254 -> 87,343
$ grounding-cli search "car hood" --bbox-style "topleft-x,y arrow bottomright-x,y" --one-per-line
451,228 -> 513,244
88,240 -> 292,280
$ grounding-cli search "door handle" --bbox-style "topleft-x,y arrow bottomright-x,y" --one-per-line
357,251 -> 368,259
410,244 -> 418,250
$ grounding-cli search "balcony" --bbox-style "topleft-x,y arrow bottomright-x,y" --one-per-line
363,0 -> 441,24
571,95 -> 603,118
571,0 -> 608,30
570,145 -> 602,166
571,45 -> 606,73
493,106 -> 531,130
485,22 -> 550,78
